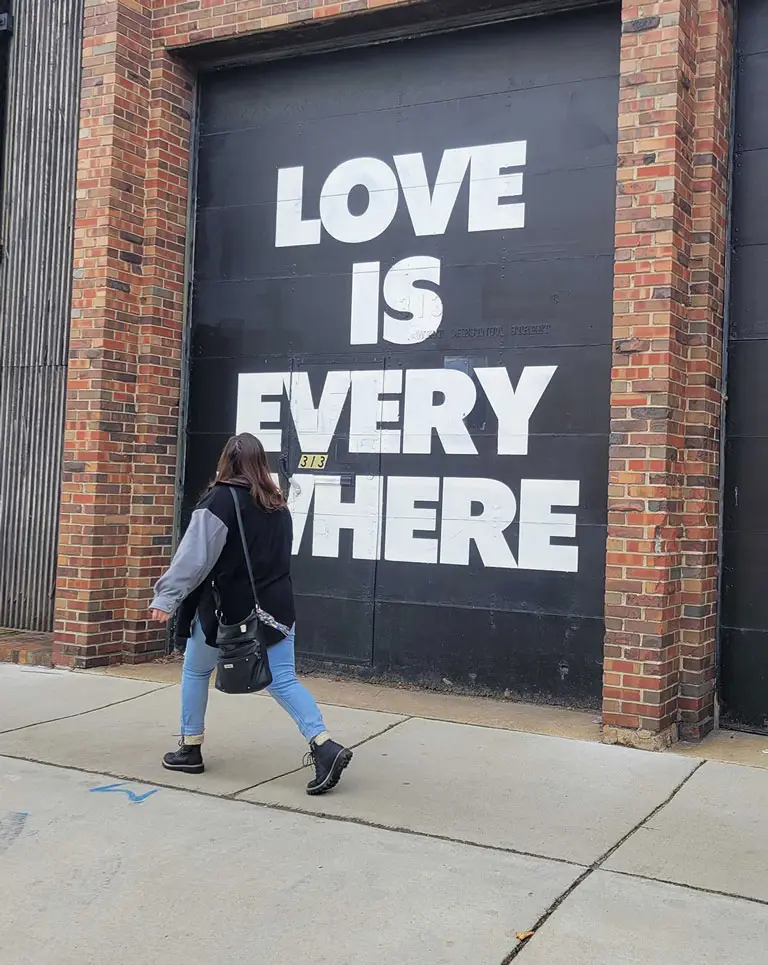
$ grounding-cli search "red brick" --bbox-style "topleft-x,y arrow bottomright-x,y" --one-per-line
604,0 -> 733,743
53,0 -> 735,745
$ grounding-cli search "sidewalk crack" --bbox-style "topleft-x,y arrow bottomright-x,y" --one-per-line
0,747 -> 584,869
497,758 -> 708,963
227,715 -> 412,798
605,867 -> 768,909
0,684 -> 176,736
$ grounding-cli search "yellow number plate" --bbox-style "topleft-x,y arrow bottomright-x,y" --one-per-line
298,454 -> 328,470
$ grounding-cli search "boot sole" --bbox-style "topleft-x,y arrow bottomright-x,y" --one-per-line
162,759 -> 205,775
307,748 -> 353,796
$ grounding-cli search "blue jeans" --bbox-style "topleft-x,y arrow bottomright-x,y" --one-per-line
181,617 -> 326,743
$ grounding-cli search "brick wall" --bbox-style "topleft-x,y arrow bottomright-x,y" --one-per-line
680,0 -> 733,739
604,0 -> 733,748
55,0 -> 423,668
56,0 -> 154,667
55,0 -> 735,746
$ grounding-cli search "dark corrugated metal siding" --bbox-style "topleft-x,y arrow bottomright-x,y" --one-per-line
719,0 -> 768,732
0,0 -> 84,630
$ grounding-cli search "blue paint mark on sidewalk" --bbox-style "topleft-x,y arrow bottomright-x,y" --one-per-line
90,782 -> 158,804
0,811 -> 29,854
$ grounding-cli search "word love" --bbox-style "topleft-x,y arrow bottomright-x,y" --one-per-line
288,474 -> 579,573
237,365 -> 557,457
275,140 -> 526,247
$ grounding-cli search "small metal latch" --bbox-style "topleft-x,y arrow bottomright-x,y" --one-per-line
340,473 -> 354,487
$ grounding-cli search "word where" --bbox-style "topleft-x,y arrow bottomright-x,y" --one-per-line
288,474 -> 579,573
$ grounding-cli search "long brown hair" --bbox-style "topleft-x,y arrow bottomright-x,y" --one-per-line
213,433 -> 286,511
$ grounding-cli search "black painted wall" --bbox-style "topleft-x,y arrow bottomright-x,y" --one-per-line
721,0 -> 768,732
186,6 -> 620,706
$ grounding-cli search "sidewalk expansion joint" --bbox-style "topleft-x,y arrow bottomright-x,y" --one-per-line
0,747 -> 584,870
226,715 -> 413,799
239,797 -> 584,869
0,684 -> 176,736
497,758 -> 709,964
604,867 -> 768,909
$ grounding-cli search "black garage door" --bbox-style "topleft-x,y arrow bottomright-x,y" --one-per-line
720,0 -> 768,732
185,6 -> 620,706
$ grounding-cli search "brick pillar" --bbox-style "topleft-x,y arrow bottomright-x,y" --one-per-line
54,0 -> 158,667
121,52 -> 194,664
603,0 -> 734,748
679,0 -> 734,738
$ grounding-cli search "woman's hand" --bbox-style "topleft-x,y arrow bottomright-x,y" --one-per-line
150,608 -> 171,624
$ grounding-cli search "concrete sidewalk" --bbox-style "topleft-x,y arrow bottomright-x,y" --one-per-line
1,664 -> 767,965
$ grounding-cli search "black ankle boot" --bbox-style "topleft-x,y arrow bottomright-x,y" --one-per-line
162,740 -> 204,774
305,739 -> 352,795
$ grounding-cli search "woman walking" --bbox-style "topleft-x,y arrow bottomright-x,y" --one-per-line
149,433 -> 353,795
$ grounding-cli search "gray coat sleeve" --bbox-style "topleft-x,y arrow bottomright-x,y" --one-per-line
150,508 -> 228,615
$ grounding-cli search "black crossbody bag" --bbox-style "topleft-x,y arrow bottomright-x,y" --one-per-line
214,486 -> 289,694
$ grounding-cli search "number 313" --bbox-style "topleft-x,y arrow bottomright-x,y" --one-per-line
298,454 -> 327,470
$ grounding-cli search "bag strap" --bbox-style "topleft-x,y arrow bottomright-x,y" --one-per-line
229,485 -> 259,612
226,485 -> 290,637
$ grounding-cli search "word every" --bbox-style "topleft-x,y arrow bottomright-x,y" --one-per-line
237,365 -> 557,457
287,474 -> 579,573
275,140 -> 526,247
